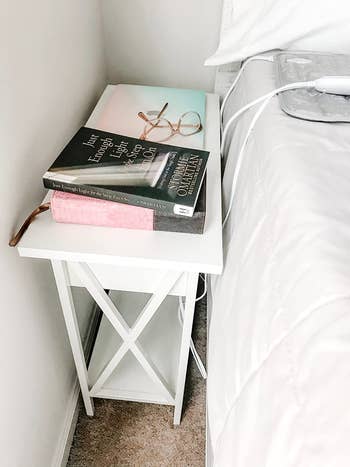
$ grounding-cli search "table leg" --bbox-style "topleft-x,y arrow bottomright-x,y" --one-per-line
174,272 -> 199,425
51,260 -> 94,416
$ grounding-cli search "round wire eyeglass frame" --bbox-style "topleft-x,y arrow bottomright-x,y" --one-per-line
138,102 -> 203,143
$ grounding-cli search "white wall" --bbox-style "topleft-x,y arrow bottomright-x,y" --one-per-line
101,0 -> 222,91
0,1 -> 106,466
1,1 -> 222,464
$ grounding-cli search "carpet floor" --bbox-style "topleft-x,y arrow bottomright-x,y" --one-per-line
67,297 -> 206,467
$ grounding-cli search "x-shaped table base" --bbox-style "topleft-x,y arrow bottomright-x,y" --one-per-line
52,260 -> 199,425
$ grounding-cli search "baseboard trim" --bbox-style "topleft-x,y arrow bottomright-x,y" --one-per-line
53,381 -> 81,467
51,304 -> 101,467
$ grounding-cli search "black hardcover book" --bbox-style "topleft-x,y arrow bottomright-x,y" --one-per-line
154,177 -> 206,233
43,127 -> 209,217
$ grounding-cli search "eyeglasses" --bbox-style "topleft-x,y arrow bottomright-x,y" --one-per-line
138,102 -> 203,143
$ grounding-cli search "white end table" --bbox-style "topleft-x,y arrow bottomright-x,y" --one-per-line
17,87 -> 222,425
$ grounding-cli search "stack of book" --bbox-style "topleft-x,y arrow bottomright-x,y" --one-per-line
43,85 -> 209,234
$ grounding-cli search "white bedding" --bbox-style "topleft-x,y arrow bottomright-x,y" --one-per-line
208,60 -> 350,467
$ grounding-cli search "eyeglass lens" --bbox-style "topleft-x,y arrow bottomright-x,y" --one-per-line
178,112 -> 202,136
144,118 -> 173,142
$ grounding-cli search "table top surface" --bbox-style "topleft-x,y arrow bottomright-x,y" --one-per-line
17,86 -> 223,274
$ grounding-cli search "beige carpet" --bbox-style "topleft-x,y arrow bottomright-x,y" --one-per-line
67,298 -> 206,467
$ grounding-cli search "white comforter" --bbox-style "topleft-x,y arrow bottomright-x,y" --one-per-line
208,60 -> 350,467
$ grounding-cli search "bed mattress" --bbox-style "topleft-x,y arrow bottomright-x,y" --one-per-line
208,60 -> 350,467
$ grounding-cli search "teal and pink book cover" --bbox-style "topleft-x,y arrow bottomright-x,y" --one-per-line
50,84 -> 207,233
96,84 -> 205,150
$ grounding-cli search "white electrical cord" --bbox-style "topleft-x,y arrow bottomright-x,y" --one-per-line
222,94 -> 274,228
221,81 -> 315,227
180,56 -> 276,379
221,81 -> 315,156
196,272 -> 207,302
220,55 -> 275,122
177,273 -> 207,379
221,73 -> 350,226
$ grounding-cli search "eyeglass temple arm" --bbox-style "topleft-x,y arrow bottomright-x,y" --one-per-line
9,203 -> 51,247
137,112 -> 149,123
137,102 -> 169,124
157,102 -> 168,118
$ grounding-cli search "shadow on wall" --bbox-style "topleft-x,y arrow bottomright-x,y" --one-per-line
101,0 -> 223,91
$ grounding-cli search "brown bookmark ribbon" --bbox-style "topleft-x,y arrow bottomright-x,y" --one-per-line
9,203 -> 51,247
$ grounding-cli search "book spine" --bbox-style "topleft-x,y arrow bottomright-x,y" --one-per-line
43,177 -> 177,216
51,192 -> 205,234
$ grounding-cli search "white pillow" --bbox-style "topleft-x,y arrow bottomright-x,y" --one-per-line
205,0 -> 350,66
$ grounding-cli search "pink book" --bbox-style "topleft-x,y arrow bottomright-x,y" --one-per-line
50,189 -> 205,234
51,191 -> 154,230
